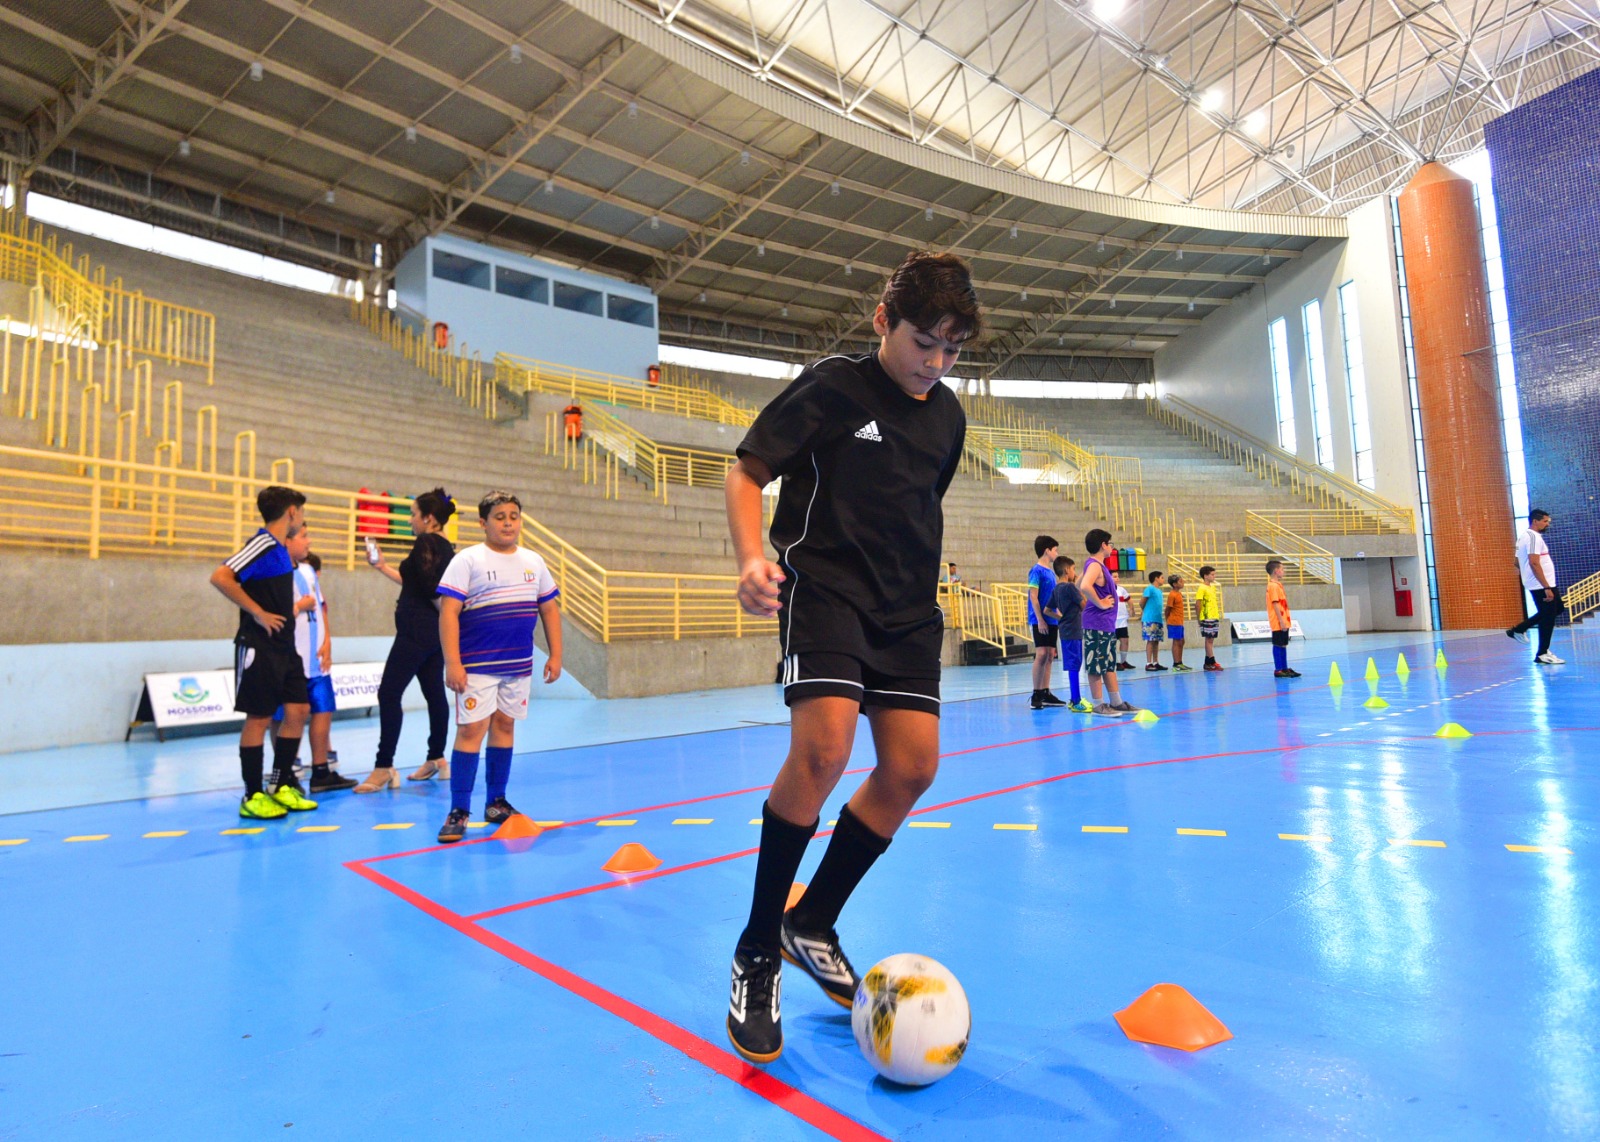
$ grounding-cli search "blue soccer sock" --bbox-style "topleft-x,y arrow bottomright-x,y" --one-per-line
1066,667 -> 1081,703
449,748 -> 480,813
1272,645 -> 1288,671
485,745 -> 513,804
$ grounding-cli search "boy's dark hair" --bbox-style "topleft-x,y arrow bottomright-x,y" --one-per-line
1148,571 -> 1164,583
1052,556 -> 1074,575
479,490 -> 522,519
414,487 -> 456,527
880,252 -> 983,342
1199,564 -> 1216,579
1169,575 -> 1184,589
257,485 -> 305,523
1530,508 -> 1549,522
1034,534 -> 1059,557
1265,559 -> 1283,575
1085,528 -> 1112,555
306,551 -> 322,574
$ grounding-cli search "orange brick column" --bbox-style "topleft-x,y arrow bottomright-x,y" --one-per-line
1396,162 -> 1523,629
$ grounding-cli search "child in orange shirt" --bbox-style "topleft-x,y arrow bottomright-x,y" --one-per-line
1266,559 -> 1300,678
1165,574 -> 1190,671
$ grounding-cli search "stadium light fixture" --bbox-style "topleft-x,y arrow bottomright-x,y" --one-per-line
249,61 -> 263,81
1199,88 -> 1225,114
177,139 -> 190,157
510,45 -> 522,64
405,125 -> 417,144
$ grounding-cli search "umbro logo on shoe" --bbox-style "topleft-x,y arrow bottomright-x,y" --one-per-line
854,420 -> 883,442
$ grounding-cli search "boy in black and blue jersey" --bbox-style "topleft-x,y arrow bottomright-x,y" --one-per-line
722,251 -> 980,1064
209,485 -> 317,820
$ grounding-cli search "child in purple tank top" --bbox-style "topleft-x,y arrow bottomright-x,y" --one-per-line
1077,530 -> 1138,716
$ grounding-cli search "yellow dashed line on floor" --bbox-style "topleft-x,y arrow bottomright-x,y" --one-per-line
673,818 -> 714,825
1389,839 -> 1446,848
597,819 -> 636,827
372,823 -> 414,831
1083,825 -> 1128,833
64,834 -> 109,842
908,821 -> 951,828
221,827 -> 264,836
297,825 -> 339,833
0,838 -> 28,846
1177,828 -> 1227,837
466,822 -> 489,830
1506,844 -> 1572,855
1279,833 -> 1333,843
143,830 -> 188,838
993,823 -> 1037,831
748,818 -> 763,825
533,821 -> 564,827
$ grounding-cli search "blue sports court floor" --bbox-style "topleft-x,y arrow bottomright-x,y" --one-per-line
3,629 -> 1596,1140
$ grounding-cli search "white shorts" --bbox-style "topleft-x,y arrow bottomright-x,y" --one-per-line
455,673 -> 531,724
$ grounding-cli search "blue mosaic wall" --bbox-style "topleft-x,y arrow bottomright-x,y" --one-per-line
1485,69 -> 1600,595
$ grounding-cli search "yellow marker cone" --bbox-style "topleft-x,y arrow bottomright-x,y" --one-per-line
1435,650 -> 1448,670
1363,696 -> 1389,709
1395,652 -> 1410,677
1364,657 -> 1380,682
1328,662 -> 1344,686
1435,722 -> 1472,739
1133,709 -> 1159,723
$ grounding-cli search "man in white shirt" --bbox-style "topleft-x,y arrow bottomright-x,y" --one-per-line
1507,509 -> 1565,664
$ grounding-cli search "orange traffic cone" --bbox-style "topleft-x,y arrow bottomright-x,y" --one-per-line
492,814 -> 542,841
1114,984 -> 1233,1051
602,842 -> 662,874
786,881 -> 807,910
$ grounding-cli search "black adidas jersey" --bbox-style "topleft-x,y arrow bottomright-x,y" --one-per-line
738,352 -> 966,674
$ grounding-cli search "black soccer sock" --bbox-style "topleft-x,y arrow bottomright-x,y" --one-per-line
312,760 -> 331,779
788,803 -> 891,935
240,744 -> 265,798
738,801 -> 818,955
273,735 -> 303,788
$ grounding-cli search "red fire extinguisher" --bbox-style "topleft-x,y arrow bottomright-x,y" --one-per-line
432,322 -> 449,350
647,364 -> 661,388
1392,561 -> 1414,617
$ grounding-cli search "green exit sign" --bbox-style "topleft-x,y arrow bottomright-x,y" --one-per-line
994,448 -> 1022,468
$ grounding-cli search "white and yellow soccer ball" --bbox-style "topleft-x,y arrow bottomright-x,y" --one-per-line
851,953 -> 970,1086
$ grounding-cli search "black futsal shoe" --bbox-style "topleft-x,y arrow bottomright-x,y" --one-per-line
780,909 -> 860,1009
1029,691 -> 1044,710
483,797 -> 520,825
437,808 -> 470,844
727,948 -> 783,1064
1038,690 -> 1068,707
309,770 -> 358,793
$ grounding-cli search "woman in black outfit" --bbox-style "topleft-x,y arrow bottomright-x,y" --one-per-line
355,488 -> 456,793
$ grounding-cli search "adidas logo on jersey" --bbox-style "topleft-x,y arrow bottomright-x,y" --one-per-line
854,420 -> 883,442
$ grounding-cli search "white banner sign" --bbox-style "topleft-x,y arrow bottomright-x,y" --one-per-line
142,670 -> 239,729
329,662 -> 387,710
1231,620 -> 1305,641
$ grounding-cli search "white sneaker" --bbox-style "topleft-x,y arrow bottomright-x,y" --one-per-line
1536,652 -> 1566,664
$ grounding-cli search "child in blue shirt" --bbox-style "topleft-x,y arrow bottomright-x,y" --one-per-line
1141,571 -> 1167,671
1027,535 -> 1064,709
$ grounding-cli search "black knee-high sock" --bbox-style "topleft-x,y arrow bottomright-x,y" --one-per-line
788,803 -> 891,934
273,736 -> 302,788
738,801 -> 817,955
241,744 -> 265,797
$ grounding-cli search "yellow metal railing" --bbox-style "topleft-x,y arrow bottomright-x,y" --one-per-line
1245,507 -> 1409,537
940,582 -> 1007,651
545,404 -> 736,504
497,352 -> 757,427
351,297 -> 496,418
1565,570 -> 1600,625
1147,393 -> 1416,534
1,209 -> 216,384
0,439 -> 776,644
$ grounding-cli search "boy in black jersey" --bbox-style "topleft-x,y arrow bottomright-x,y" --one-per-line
209,485 -> 318,820
723,251 -> 979,1064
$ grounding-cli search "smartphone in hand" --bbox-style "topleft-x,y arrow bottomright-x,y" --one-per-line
365,536 -> 381,566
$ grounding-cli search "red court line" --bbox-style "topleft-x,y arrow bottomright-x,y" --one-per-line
347,859 -> 889,1142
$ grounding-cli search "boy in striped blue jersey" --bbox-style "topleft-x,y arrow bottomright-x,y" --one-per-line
434,491 -> 563,844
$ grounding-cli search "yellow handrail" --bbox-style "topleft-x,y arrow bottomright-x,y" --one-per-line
350,297 -> 496,419
497,351 -> 757,427
1148,393 -> 1415,533
545,404 -> 736,504
1565,570 -> 1600,625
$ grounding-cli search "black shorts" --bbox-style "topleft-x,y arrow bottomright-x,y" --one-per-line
1033,626 -> 1057,649
234,642 -> 309,718
1115,626 -> 1129,640
780,652 -> 940,717
1271,629 -> 1290,648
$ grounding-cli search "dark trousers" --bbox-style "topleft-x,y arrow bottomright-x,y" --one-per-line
1512,586 -> 1565,655
375,610 -> 449,766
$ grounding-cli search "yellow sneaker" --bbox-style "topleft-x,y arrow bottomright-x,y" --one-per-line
270,783 -> 319,812
240,791 -> 287,819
